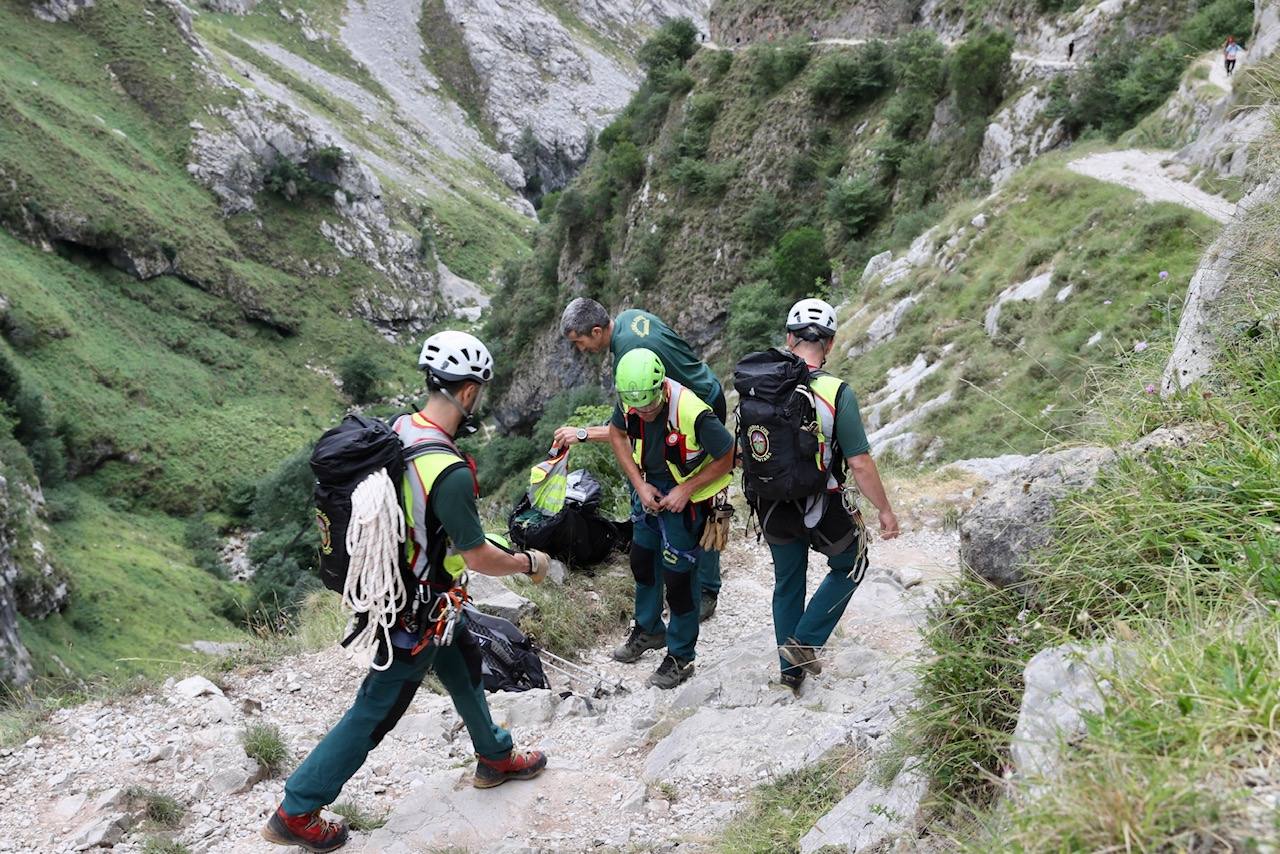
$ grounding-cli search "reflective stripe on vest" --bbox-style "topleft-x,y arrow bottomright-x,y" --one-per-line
810,374 -> 845,492
393,414 -> 468,582
629,379 -> 732,503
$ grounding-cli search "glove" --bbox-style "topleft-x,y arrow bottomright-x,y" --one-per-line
523,549 -> 551,584
698,499 -> 734,552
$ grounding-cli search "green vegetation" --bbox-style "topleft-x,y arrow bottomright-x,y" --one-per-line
1051,0 -> 1254,138
720,746 -> 864,853
339,352 -> 381,405
241,722 -> 290,775
827,151 -> 1215,460
508,566 -> 633,658
125,786 -> 185,828
911,169 -> 1280,848
331,801 -> 389,832
141,839 -> 192,854
808,41 -> 894,116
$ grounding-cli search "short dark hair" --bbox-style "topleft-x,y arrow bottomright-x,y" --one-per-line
560,298 -> 611,337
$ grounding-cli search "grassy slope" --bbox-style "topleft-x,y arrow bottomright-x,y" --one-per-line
826,146 -> 1217,460
0,0 -> 517,684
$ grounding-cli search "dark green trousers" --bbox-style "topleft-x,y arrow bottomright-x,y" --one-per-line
282,637 -> 511,814
769,538 -> 863,676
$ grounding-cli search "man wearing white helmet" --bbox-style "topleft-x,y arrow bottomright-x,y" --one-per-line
263,331 -> 551,853
764,299 -> 898,693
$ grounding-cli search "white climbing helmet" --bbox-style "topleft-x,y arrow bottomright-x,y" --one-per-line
786,298 -> 838,338
418,330 -> 494,384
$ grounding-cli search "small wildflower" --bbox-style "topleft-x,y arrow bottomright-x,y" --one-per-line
1145,384 -> 1156,394
1134,341 -> 1148,352
1103,299 -> 1112,305
1159,270 -> 1169,280
1076,610 -> 1091,624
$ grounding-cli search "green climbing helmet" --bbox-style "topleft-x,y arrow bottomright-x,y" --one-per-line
615,347 -> 666,409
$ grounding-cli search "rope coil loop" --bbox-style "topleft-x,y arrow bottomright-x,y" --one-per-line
342,469 -> 406,671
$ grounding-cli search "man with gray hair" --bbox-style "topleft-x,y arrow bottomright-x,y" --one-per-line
553,297 -> 726,622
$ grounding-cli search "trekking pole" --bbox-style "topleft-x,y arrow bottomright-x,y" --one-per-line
538,650 -> 628,696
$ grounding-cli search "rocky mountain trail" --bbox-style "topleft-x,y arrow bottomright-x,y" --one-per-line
0,499 -> 964,853
1066,149 -> 1236,222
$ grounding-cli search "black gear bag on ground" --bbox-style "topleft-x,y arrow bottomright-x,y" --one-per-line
734,348 -> 829,503
310,414 -> 409,594
463,604 -> 549,692
507,469 -> 631,570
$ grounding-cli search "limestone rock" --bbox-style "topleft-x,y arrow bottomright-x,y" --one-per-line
799,760 -> 927,853
466,573 -> 536,623
363,766 -> 633,853
1163,175 -> 1280,393
174,675 -> 224,699
30,0 -> 94,23
71,812 -> 130,849
643,706 -> 855,786
861,250 -> 894,284
0,467 -> 67,688
984,270 -> 1054,337
199,0 -> 257,13
486,687 -> 557,729
1011,643 -> 1130,791
959,446 -> 1116,587
979,87 -> 1067,188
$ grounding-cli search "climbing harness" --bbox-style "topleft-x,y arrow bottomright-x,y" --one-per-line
341,468 -> 407,671
410,581 -> 470,655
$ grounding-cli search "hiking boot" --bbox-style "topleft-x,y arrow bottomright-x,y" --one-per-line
780,670 -> 806,694
474,748 -> 548,788
780,637 -> 823,676
261,806 -> 349,853
648,653 -> 694,689
612,622 -> 666,663
698,592 -> 719,622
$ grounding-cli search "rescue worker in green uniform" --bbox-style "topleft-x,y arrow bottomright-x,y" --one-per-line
262,331 -> 552,853
761,300 -> 900,692
554,297 -> 726,621
604,348 -> 734,688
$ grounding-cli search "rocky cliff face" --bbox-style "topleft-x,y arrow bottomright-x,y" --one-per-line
0,451 -> 68,689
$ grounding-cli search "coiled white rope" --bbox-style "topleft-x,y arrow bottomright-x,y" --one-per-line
341,469 -> 406,671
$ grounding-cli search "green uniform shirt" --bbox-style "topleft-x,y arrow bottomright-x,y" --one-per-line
429,465 -> 486,551
610,309 -> 721,405
833,383 -> 871,459
610,405 -> 734,483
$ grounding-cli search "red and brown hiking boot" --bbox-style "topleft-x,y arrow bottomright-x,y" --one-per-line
261,805 -> 349,852
473,748 -> 548,788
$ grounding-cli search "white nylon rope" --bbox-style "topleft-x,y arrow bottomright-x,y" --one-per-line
341,469 -> 406,671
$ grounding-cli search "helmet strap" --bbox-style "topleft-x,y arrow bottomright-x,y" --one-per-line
440,387 -> 480,435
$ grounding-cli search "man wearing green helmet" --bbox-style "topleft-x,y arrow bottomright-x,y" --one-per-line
554,298 -> 727,622
605,348 -> 734,688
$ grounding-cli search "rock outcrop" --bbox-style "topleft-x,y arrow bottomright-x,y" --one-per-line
979,87 -> 1067,188
959,446 -> 1116,588
0,456 -> 68,689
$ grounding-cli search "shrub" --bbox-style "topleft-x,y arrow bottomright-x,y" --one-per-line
669,158 -> 737,199
338,352 -> 379,405
125,787 -> 184,828
808,42 -> 894,114
740,191 -> 784,246
623,228 -> 665,289
824,174 -> 887,240
637,18 -> 699,79
674,93 -> 721,161
893,30 -> 946,96
241,723 -> 289,776
470,434 -> 539,496
749,37 -> 811,95
726,280 -> 789,358
141,839 -> 191,854
771,227 -> 831,298
949,28 -> 1014,121
705,48 -> 733,82
184,516 -> 226,579
604,140 -> 645,190
531,386 -> 609,451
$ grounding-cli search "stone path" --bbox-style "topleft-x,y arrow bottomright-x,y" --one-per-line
0,514 -> 961,853
1066,149 -> 1236,222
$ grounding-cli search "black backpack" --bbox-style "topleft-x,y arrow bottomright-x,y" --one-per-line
309,414 -> 447,595
734,348 -> 829,503
463,604 -> 549,692
507,469 -> 631,570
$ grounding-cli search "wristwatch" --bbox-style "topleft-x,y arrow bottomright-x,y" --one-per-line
575,427 -> 588,443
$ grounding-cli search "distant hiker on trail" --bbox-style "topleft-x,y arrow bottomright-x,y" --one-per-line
555,297 -> 728,622
1067,40 -> 1075,61
604,348 -> 734,688
1224,35 -> 1241,76
734,299 -> 899,693
262,331 -> 551,853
